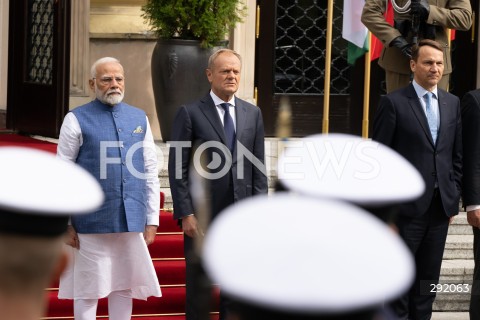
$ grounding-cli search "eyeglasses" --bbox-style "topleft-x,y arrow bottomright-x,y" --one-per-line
93,76 -> 124,85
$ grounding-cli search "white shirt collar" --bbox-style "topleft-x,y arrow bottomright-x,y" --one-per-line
412,80 -> 438,99
210,90 -> 236,107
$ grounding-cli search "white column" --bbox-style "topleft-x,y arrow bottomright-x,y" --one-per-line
0,0 -> 9,111
69,0 -> 91,109
231,0 -> 257,105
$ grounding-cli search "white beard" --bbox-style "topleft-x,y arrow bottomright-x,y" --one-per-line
96,88 -> 124,106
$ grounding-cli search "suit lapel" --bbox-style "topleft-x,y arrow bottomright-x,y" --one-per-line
234,97 -> 247,143
436,90 -> 448,146
198,94 -> 227,144
407,85 -> 435,146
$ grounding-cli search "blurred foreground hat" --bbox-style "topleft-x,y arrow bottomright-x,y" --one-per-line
203,193 -> 414,319
277,133 -> 425,221
0,147 -> 104,237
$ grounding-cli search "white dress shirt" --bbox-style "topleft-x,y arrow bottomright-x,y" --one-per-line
210,90 -> 237,131
412,80 -> 440,132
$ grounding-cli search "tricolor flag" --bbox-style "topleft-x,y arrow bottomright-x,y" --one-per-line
450,29 -> 456,41
370,1 -> 394,61
342,0 -> 394,64
342,1 -> 453,65
342,0 -> 368,65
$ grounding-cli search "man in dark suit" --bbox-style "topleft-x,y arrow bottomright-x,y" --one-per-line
168,48 -> 268,320
372,39 -> 462,320
460,89 -> 480,319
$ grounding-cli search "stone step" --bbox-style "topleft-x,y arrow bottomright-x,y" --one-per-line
444,213 -> 473,260
159,175 -> 171,187
432,312 -> 469,320
161,188 -> 173,210
433,260 -> 474,312
443,235 -> 474,260
453,212 -> 468,225
433,294 -> 470,312
440,259 -> 474,282
449,212 -> 472,235
449,223 -> 473,235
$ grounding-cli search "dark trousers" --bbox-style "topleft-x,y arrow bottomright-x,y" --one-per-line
184,231 -> 230,320
184,179 -> 234,320
470,227 -> 480,319
390,190 -> 450,320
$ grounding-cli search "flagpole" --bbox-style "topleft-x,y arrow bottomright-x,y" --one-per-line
362,32 -> 372,139
447,29 -> 451,92
323,0 -> 334,134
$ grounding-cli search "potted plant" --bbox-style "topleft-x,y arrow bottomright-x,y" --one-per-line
142,0 -> 247,141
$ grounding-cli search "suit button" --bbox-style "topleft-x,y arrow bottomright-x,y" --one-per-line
432,172 -> 437,176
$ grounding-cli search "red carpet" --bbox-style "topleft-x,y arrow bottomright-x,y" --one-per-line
45,210 -> 219,319
0,134 -> 218,319
0,133 -> 57,153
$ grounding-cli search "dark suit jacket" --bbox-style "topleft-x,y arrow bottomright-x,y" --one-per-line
373,84 -> 462,218
461,89 -> 480,207
168,93 -> 268,220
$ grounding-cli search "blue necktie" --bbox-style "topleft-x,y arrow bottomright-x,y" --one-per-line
220,103 -> 236,153
424,92 -> 438,144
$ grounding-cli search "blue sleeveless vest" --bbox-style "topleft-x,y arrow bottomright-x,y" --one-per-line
71,99 -> 148,233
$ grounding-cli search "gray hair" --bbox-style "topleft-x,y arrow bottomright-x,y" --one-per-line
208,49 -> 242,69
90,57 -> 122,78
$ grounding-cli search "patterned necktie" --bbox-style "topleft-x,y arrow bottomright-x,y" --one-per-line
424,92 -> 438,144
220,103 -> 236,153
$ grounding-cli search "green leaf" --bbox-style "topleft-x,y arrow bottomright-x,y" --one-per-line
141,0 -> 247,48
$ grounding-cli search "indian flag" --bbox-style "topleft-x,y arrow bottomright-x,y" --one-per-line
342,0 -> 368,65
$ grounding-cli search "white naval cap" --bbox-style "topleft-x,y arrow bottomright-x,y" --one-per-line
203,193 -> 414,317
0,147 -> 104,237
277,133 -> 425,207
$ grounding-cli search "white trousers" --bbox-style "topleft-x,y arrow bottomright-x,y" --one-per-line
73,289 -> 133,320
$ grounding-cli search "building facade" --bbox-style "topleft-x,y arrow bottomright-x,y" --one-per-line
0,0 -> 478,140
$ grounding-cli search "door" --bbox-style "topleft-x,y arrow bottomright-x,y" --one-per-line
7,0 -> 70,137
255,0 -> 365,137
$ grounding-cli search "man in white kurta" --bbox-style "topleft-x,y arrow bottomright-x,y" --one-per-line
57,57 -> 161,320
